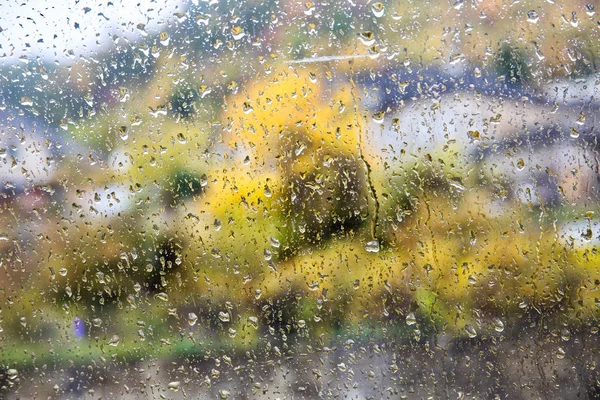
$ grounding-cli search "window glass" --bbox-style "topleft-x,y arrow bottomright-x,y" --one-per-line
1,0 -> 599,398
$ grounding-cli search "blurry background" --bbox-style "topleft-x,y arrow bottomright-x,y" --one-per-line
0,0 -> 599,398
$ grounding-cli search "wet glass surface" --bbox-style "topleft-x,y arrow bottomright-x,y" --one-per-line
1,0 -> 599,398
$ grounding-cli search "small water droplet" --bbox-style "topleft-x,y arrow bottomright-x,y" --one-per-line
586,4 -> 595,16
297,319 -> 306,328
218,311 -> 230,322
231,26 -> 245,40
108,334 -> 120,346
155,292 -> 169,302
168,381 -> 181,391
188,312 -> 198,326
516,158 -> 525,171
465,324 -> 477,338
7,369 -> 18,380
304,2 -> 315,15
264,184 -> 272,197
365,240 -> 380,253
59,268 -> 68,277
118,126 -> 128,141
372,111 -> 385,124
406,312 -> 416,326
358,31 -> 375,46
527,10 -> 539,24
247,316 -> 258,329
493,317 -> 505,333
159,31 -> 170,46
467,130 -> 480,142
242,102 -> 254,114
570,127 -> 580,138
20,96 -> 33,106
219,389 -> 231,399
371,2 -> 384,17
92,318 -> 102,327
176,132 -> 187,144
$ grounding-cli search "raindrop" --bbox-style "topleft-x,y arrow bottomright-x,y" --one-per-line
358,31 -> 375,46
118,126 -> 128,141
218,311 -> 230,322
188,313 -> 198,326
527,10 -> 539,24
159,31 -> 170,46
7,369 -> 18,380
168,381 -> 181,391
371,2 -> 385,17
406,312 -> 416,326
493,317 -> 504,333
467,130 -> 480,142
465,325 -> 477,338
231,26 -> 245,40
155,292 -> 169,302
108,334 -> 120,346
365,240 -> 380,253
176,132 -> 187,144
247,316 -> 259,329
372,111 -> 385,124
570,127 -> 580,138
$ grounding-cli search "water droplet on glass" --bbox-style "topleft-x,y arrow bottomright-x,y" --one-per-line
304,2 -> 315,15
264,184 -> 272,197
219,389 -> 231,399
117,125 -> 128,141
59,268 -> 68,277
527,10 -> 539,23
155,292 -> 169,302
371,2 -> 384,17
465,325 -> 477,338
168,381 -> 181,391
231,26 -> 245,40
337,363 -> 347,372
406,312 -> 416,326
247,316 -> 259,329
493,317 -> 504,333
586,4 -> 595,16
108,334 -> 120,346
218,311 -> 230,322
188,312 -> 198,326
365,240 -> 380,253
176,132 -> 187,144
467,130 -> 480,143
92,318 -> 102,327
297,319 -> 306,328
570,127 -> 580,138
372,111 -> 385,124
556,347 -> 566,359
7,369 -> 18,380
159,31 -> 170,45
242,102 -> 254,114
358,31 -> 375,46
